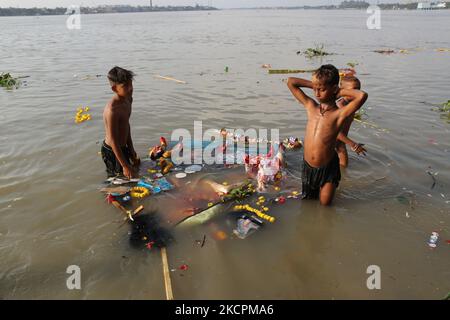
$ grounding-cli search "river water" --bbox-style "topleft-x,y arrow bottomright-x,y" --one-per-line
0,9 -> 449,299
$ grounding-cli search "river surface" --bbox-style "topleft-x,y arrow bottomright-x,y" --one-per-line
0,9 -> 449,299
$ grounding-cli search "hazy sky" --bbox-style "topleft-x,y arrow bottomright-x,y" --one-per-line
0,0 -> 391,9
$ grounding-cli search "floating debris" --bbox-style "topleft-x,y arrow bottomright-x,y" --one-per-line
427,232 -> 439,248
354,108 -> 367,121
426,171 -> 437,190
130,186 -> 150,199
75,106 -> 91,124
268,69 -> 316,74
233,204 -> 275,223
179,264 -> 188,271
184,165 -> 202,174
154,74 -> 186,84
301,44 -> 332,59
374,49 -> 395,55
0,73 -> 21,90
233,217 -> 260,239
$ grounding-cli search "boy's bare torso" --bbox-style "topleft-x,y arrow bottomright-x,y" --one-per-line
304,103 -> 342,167
103,95 -> 132,147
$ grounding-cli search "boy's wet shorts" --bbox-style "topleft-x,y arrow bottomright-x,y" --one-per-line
101,141 -> 133,177
301,151 -> 341,200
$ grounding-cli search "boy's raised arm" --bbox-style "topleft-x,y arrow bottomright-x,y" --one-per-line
287,77 -> 316,109
337,88 -> 368,121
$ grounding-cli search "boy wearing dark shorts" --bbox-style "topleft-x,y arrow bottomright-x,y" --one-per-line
287,65 -> 368,205
101,66 -> 140,178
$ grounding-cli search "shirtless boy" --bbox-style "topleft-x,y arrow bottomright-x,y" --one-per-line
336,75 -> 366,167
101,66 -> 139,178
287,65 -> 368,205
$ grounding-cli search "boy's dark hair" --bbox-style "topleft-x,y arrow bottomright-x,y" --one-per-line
341,75 -> 361,90
107,66 -> 135,85
313,64 -> 340,87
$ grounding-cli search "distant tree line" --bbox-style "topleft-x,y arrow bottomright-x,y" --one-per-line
1,2 -> 448,16
0,5 -> 218,17
338,1 -> 450,10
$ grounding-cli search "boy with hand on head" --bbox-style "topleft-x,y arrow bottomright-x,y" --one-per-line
101,66 -> 140,179
287,64 -> 368,205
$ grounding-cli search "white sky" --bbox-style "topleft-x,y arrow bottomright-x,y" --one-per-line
0,1 -> 396,9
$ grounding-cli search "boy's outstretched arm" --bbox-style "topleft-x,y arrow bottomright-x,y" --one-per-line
337,88 -> 368,121
287,77 -> 316,109
337,132 -> 367,155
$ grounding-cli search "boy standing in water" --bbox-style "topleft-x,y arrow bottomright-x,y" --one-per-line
101,66 -> 140,178
336,75 -> 366,167
287,65 -> 368,205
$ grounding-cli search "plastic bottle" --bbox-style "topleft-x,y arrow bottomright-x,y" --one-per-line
428,231 -> 439,248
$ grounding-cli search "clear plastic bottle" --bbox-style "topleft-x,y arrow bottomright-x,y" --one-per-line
428,231 -> 439,248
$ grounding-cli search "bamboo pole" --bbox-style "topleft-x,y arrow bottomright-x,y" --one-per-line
160,247 -> 174,300
154,75 -> 187,84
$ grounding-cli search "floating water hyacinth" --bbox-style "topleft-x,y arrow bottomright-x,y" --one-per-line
75,106 -> 91,124
432,100 -> 450,124
0,73 -> 21,90
302,44 -> 332,59
354,108 -> 368,121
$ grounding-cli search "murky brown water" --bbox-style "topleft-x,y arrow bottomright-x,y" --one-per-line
0,9 -> 449,299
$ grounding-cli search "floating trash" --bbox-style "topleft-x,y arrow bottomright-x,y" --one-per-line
374,49 -> 395,55
154,74 -> 186,84
233,204 -> 275,223
428,232 -> 439,248
175,173 -> 187,179
130,187 -> 150,199
75,106 -> 91,124
233,217 -> 260,239
179,264 -> 188,271
184,164 -> 202,174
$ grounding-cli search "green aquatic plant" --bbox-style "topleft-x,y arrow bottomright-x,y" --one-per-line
0,73 -> 21,90
439,100 -> 450,112
354,108 -> 367,121
346,61 -> 359,68
223,183 -> 254,202
302,44 -> 332,59
437,100 -> 450,124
